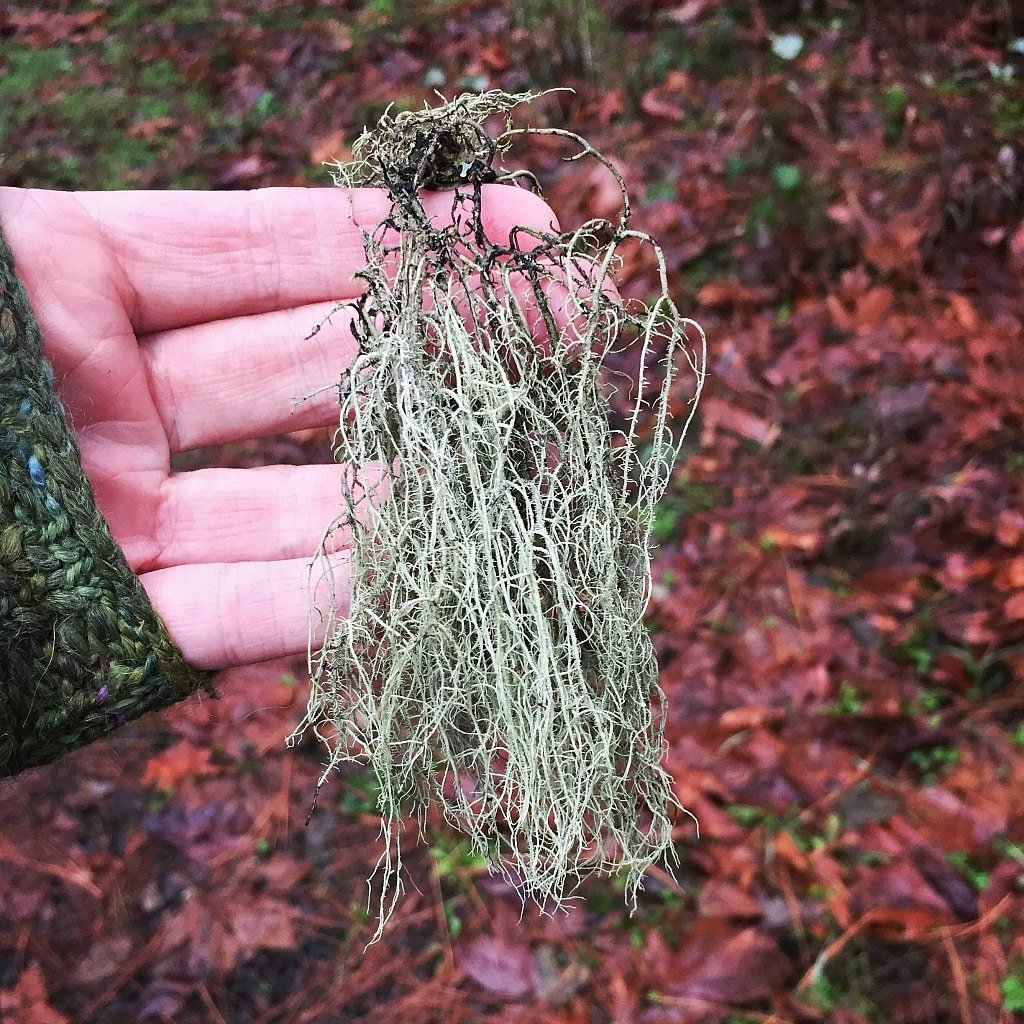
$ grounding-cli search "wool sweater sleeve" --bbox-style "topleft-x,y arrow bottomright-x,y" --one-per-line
0,221 -> 214,776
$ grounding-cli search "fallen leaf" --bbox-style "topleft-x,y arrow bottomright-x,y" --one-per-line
1009,218 -> 1024,274
1005,591 -> 1024,621
456,935 -> 534,1000
0,963 -> 70,1024
667,1 -> 712,25
142,741 -> 214,790
656,921 -> 791,1002
230,898 -> 297,955
310,131 -> 351,166
759,526 -> 820,552
697,879 -> 762,919
702,397 -> 779,446
129,116 -> 176,140
76,935 -> 133,986
217,154 -> 265,184
697,280 -> 776,307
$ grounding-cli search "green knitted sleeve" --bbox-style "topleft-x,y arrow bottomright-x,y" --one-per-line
0,220 -> 215,776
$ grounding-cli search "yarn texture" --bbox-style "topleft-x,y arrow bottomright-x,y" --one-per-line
0,221 -> 213,776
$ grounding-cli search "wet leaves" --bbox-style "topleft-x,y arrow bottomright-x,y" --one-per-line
1,0 -> 1023,1021
456,936 -> 535,1000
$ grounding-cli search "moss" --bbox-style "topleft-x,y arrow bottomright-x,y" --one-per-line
291,92 -> 705,939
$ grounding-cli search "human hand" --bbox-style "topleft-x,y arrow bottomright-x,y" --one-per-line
0,185 -> 559,671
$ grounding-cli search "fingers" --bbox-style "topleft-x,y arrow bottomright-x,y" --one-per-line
148,463 -> 378,571
151,461 -> 389,568
139,225 -> 609,455
143,299 -> 357,452
140,552 -> 348,671
75,185 -> 560,334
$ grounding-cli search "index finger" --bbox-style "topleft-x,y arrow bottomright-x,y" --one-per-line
75,185 -> 561,334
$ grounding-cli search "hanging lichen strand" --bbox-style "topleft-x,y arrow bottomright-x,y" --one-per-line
292,91 -> 705,938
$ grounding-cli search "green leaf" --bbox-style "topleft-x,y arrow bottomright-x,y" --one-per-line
772,164 -> 802,194
1002,972 -> 1024,1012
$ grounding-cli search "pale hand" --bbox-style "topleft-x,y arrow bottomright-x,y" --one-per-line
0,185 -> 559,670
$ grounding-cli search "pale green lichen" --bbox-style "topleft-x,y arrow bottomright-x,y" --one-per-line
291,91 -> 705,940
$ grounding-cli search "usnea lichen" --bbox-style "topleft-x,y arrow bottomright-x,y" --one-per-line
290,91 -> 705,939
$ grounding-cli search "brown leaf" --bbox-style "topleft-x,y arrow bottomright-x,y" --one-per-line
697,280 -> 775,308
997,556 -> 1024,591
851,286 -> 894,330
847,36 -> 875,78
478,42 -> 510,72
948,293 -> 981,332
595,89 -> 625,127
310,131 -> 351,166
218,154 -> 265,185
650,921 -> 791,1002
0,963 -> 70,1024
581,160 -> 626,222
129,117 -> 176,140
849,857 -> 952,925
697,879 -> 762,919
1009,218 -> 1024,274
640,88 -> 687,122
702,397 -> 779,446
607,967 -> 638,1022
760,526 -> 820,552
7,10 -> 103,46
160,896 -> 241,976
1005,591 -> 1024,621
667,0 -> 714,25
456,935 -> 534,999
76,935 -> 133,986
996,510 -> 1024,546
142,741 -> 214,790
911,847 -> 979,920
862,221 -> 922,275
872,382 -> 934,433
529,944 -> 588,1006
230,898 -> 296,956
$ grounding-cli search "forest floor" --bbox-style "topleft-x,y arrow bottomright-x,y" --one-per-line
1,2 -> 1023,1022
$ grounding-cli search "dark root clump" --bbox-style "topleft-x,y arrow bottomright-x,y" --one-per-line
291,91 -> 705,939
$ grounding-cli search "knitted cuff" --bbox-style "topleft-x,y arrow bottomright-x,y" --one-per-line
0,219 -> 214,776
